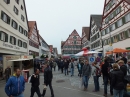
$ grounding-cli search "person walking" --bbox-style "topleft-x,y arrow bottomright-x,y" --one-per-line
4,66 -> 11,82
77,61 -> 83,77
30,68 -> 41,97
5,68 -> 25,97
101,59 -> 109,97
69,60 -> 75,77
92,62 -> 100,92
82,60 -> 91,91
111,63 -> 125,97
53,61 -> 57,71
41,61 -> 54,97
64,60 -> 69,76
60,60 -> 64,73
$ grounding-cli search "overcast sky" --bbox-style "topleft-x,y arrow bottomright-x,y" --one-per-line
25,0 -> 105,54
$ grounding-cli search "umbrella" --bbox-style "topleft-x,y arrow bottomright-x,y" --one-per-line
87,51 -> 102,54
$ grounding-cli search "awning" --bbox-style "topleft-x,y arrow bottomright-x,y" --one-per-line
8,58 -> 32,61
113,48 -> 130,53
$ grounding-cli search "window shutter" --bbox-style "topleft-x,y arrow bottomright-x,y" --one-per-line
10,36 -> 12,43
125,31 -> 128,39
122,17 -> 126,24
5,34 -> 8,42
1,11 -> 4,19
7,16 -> 10,24
14,38 -> 16,45
0,31 -> 1,40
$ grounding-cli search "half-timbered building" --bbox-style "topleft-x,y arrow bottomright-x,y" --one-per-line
89,15 -> 103,52
81,27 -> 90,49
101,0 -> 130,55
61,30 -> 82,55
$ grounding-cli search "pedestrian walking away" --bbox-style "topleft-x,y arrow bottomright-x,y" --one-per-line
5,68 -> 25,97
111,63 -> 125,97
4,66 -> 11,82
64,59 -> 69,76
41,61 -> 54,97
30,68 -> 41,97
82,60 -> 91,91
69,60 -> 75,76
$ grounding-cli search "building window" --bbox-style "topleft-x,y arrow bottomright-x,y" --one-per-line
0,31 -> 8,42
24,30 -> 27,37
23,42 -> 27,48
106,27 -> 110,34
101,30 -> 105,36
115,6 -> 121,15
19,26 -> 23,34
117,19 -> 123,27
10,36 -> 16,45
14,6 -> 19,15
18,39 -> 22,47
119,32 -> 125,40
15,0 -> 19,4
74,41 -> 76,44
12,20 -> 18,29
125,13 -> 130,23
73,36 -> 77,39
1,11 -> 10,24
3,0 -> 10,4
21,5 -> 23,10
21,15 -> 24,22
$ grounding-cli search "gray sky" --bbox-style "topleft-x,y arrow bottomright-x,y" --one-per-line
25,0 -> 104,54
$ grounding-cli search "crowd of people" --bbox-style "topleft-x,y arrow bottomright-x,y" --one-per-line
3,55 -> 130,97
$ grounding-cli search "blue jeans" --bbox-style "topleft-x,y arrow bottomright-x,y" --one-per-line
104,76 -> 109,94
83,76 -> 89,88
14,93 -> 24,97
93,76 -> 100,91
71,68 -> 74,76
113,89 -> 124,97
64,68 -> 68,75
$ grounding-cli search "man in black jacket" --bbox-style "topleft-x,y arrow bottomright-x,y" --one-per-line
41,61 -> 54,97
30,68 -> 41,97
118,60 -> 127,76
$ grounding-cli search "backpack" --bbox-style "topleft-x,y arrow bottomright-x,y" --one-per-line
95,67 -> 101,77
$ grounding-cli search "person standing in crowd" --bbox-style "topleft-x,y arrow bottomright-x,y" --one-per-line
57,59 -> 61,71
53,61 -> 57,71
4,66 -> 11,82
127,60 -> 130,75
121,55 -> 127,65
49,60 -> 53,70
64,59 -> 69,76
101,59 -> 109,97
41,61 -> 54,97
111,63 -> 125,97
118,60 -> 127,76
5,68 -> 25,97
82,60 -> 91,91
60,60 -> 64,73
92,62 -> 100,92
77,61 -> 83,77
37,62 -> 41,71
30,68 -> 41,97
69,60 -> 75,77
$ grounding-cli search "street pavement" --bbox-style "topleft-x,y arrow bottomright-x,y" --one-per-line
0,67 -> 112,97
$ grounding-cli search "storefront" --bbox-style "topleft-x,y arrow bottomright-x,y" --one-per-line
3,55 -> 33,75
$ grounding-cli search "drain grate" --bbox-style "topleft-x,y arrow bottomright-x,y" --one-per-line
56,80 -> 65,83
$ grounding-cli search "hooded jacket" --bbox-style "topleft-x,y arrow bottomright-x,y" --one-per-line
82,64 -> 91,77
5,75 -> 25,96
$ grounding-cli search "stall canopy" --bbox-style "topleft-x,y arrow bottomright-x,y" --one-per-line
106,48 -> 130,54
8,58 -> 31,61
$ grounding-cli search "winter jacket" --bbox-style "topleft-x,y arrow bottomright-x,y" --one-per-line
31,74 -> 40,87
44,67 -> 53,84
101,61 -> 109,77
82,64 -> 91,77
120,65 -> 127,76
5,76 -> 25,96
121,57 -> 127,64
64,62 -> 69,69
111,69 -> 125,90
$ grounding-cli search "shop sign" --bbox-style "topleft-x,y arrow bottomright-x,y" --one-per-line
21,55 -> 33,59
3,42 -> 20,50
6,56 -> 20,60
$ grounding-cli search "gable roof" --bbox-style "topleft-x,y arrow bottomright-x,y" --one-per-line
82,27 -> 90,40
91,15 -> 102,28
89,15 -> 102,40
61,29 -> 81,47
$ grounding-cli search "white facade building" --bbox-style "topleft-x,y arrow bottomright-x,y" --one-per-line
101,0 -> 130,55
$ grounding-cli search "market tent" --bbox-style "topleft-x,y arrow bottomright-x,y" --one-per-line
113,48 -> 130,53
87,51 -> 102,54
106,51 -> 113,55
